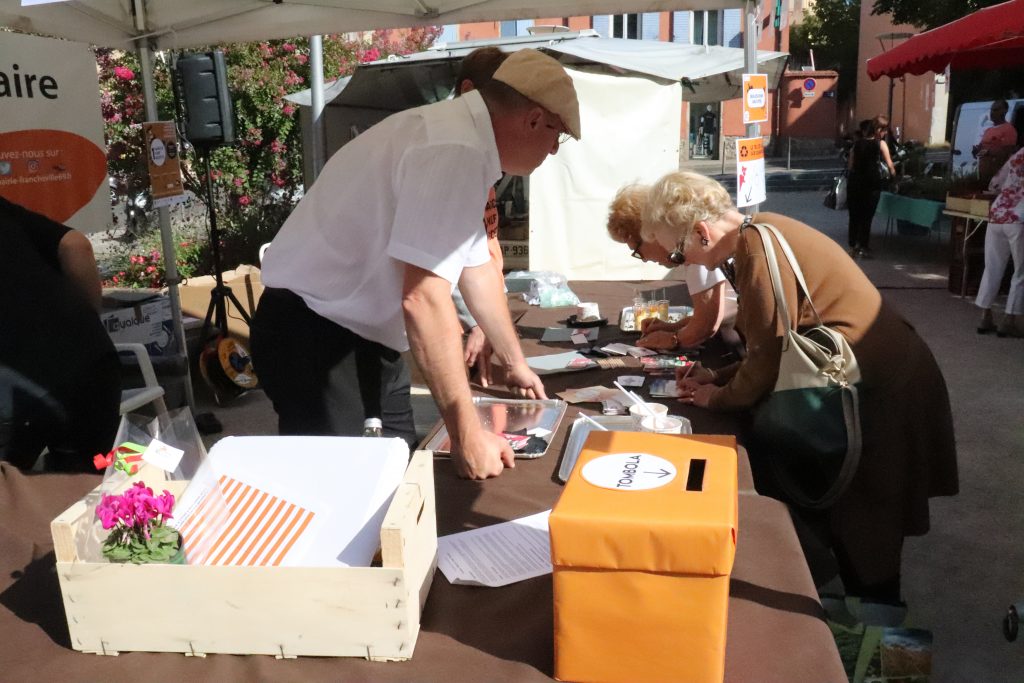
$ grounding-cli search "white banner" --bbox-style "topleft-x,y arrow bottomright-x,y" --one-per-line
528,68 -> 681,281
0,31 -> 110,233
736,137 -> 766,208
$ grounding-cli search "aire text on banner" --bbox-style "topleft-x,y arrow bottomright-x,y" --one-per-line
0,31 -> 110,233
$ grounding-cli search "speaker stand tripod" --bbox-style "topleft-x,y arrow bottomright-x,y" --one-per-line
193,148 -> 257,418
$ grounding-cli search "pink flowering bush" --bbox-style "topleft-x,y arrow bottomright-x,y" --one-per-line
104,237 -> 205,289
97,482 -> 181,564
96,28 -> 440,268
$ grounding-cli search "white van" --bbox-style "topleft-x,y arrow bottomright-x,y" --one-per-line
950,98 -> 1024,177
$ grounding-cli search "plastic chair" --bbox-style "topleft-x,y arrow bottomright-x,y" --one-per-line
115,343 -> 169,417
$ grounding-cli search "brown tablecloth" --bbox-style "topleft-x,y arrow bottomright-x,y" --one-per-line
0,280 -> 845,682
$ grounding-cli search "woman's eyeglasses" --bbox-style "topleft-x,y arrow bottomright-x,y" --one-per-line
630,242 -> 644,260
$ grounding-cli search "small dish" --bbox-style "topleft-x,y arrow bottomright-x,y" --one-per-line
564,314 -> 609,328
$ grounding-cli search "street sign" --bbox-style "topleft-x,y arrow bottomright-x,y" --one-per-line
742,73 -> 769,124
736,137 -> 766,208
802,77 -> 817,98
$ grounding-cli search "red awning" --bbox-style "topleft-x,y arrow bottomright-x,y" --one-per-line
866,0 -> 1024,80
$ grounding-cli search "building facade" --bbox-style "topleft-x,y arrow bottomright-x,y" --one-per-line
437,5 -> 790,160
853,2 -> 949,145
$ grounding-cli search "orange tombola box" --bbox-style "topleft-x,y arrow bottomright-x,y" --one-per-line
549,432 -> 739,683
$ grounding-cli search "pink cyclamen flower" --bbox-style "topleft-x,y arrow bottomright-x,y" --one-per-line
153,490 -> 175,518
113,66 -> 135,81
238,195 -> 251,206
282,105 -> 295,116
234,177 -> 244,187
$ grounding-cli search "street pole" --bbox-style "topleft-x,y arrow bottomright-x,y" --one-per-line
744,0 -> 761,214
309,35 -> 327,181
133,0 -> 195,412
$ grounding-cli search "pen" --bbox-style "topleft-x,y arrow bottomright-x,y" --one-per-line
679,362 -> 696,383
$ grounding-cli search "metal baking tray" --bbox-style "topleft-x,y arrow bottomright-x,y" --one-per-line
557,414 -> 639,482
618,305 -> 693,332
424,397 -> 567,460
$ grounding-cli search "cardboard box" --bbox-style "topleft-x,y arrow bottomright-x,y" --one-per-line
550,432 -> 738,683
99,291 -> 176,356
50,450 -> 437,659
178,265 -> 262,343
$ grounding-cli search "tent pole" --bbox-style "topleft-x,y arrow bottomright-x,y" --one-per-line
133,0 -> 196,411
309,35 -> 327,180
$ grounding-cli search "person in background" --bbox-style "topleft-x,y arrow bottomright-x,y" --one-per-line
846,118 -> 895,259
253,49 -> 580,480
973,99 -> 1018,181
606,183 -> 738,351
644,171 -> 958,611
449,47 -> 509,387
976,146 -> 1024,337
0,196 -> 120,472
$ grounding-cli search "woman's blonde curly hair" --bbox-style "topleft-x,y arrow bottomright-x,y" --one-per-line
606,183 -> 649,245
640,171 -> 733,248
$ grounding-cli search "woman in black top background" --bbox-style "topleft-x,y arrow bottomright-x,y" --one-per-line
846,118 -> 896,258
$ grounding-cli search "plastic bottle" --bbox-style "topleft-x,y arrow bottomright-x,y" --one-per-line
362,417 -> 383,437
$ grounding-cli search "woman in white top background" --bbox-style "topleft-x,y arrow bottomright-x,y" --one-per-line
976,146 -> 1024,337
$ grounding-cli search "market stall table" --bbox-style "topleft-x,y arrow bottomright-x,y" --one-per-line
0,280 -> 845,682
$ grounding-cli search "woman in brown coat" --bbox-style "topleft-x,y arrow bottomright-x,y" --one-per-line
642,171 -> 958,605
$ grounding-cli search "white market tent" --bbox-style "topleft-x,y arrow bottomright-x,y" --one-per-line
1,0 -> 763,403
3,1 -> 753,50
286,31 -> 786,279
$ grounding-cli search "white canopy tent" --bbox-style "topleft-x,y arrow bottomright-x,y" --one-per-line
2,0 -> 763,404
4,1 -> 752,50
285,32 -> 786,279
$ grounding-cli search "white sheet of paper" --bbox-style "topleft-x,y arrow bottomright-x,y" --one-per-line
526,351 -> 592,375
437,510 -> 552,587
172,436 -> 408,567
616,375 -> 645,387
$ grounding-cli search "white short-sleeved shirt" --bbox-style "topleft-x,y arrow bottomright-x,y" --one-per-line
262,92 -> 498,351
683,263 -> 739,320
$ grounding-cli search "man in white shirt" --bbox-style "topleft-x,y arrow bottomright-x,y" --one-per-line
253,49 -> 580,480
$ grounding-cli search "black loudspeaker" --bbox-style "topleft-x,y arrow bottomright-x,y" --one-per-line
174,51 -> 234,147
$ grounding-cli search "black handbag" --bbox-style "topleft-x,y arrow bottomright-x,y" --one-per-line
747,224 -> 863,509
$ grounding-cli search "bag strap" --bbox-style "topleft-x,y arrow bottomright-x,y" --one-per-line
749,223 -> 824,334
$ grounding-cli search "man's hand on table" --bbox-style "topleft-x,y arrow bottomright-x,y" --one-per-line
503,361 -> 547,399
454,428 -> 515,479
464,325 -> 494,387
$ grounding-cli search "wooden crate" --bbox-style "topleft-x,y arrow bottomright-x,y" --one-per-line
51,450 -> 437,660
946,193 -> 991,217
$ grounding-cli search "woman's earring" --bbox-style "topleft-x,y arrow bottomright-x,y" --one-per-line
701,237 -> 709,246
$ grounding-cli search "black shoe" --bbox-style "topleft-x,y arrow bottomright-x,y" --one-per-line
978,323 -> 997,335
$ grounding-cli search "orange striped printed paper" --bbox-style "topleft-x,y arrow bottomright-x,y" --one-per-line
177,475 -> 315,566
